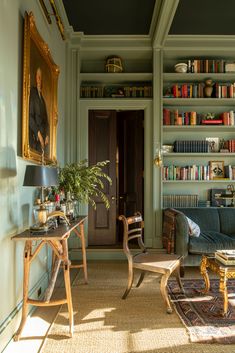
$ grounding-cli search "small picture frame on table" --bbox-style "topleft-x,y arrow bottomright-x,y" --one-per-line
209,160 -> 225,179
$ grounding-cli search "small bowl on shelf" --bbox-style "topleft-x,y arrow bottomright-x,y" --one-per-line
162,145 -> 173,154
174,63 -> 188,73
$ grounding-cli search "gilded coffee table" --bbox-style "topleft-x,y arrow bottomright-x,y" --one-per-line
200,254 -> 235,316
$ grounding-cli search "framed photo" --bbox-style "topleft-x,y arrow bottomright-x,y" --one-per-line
205,137 -> 220,152
209,160 -> 225,179
22,12 -> 59,164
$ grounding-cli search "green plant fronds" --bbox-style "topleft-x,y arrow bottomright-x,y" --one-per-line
59,159 -> 112,209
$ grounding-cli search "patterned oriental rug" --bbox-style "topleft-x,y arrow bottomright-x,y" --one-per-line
168,279 -> 235,344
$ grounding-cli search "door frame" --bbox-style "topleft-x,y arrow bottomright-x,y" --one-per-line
78,99 -> 156,248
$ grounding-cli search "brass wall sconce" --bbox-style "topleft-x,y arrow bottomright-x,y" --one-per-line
153,142 -> 163,167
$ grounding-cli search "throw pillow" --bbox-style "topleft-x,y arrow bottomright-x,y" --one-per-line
186,216 -> 200,237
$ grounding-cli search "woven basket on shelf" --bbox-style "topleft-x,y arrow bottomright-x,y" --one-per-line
105,56 -> 123,73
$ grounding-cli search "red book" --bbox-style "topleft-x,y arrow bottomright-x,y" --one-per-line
221,112 -> 230,125
163,108 -> 170,125
201,119 -> 223,124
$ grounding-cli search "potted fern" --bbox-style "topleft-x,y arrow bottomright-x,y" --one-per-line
58,159 -> 112,209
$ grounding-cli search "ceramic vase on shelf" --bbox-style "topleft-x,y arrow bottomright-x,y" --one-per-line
204,79 -> 214,98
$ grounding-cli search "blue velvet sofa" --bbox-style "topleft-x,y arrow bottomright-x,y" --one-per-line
169,207 -> 235,266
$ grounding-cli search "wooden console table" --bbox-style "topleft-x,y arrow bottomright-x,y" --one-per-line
11,216 -> 87,341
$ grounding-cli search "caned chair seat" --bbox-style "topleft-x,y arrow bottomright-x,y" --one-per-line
118,213 -> 183,313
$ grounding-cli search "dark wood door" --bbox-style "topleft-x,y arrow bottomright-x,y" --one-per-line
88,110 -> 117,245
117,111 -> 144,218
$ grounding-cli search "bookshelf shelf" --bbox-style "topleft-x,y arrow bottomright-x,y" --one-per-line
163,98 -> 235,106
163,125 -> 235,132
163,153 -> 235,157
80,72 -> 153,98
80,72 -> 153,83
163,180 -> 235,183
80,98 -> 152,102
163,73 -> 235,82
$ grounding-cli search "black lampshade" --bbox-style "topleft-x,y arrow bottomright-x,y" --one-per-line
23,165 -> 58,187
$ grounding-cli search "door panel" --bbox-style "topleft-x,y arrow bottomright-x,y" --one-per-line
88,110 -> 117,245
117,111 -> 144,217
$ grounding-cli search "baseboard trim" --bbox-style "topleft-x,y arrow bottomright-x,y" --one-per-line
1,271 -> 50,353
69,247 -> 166,261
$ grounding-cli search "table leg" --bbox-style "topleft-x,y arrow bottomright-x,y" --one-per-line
175,263 -> 184,293
200,255 -> 210,293
14,241 -> 31,341
219,270 -> 228,316
62,239 -> 74,337
160,272 -> 172,314
73,223 -> 88,284
80,222 -> 88,284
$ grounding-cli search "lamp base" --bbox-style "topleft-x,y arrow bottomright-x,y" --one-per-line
30,224 -> 49,233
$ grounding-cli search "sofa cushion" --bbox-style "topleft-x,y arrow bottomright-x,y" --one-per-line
188,230 -> 235,254
176,208 -> 220,232
218,208 -> 235,236
186,216 -> 200,237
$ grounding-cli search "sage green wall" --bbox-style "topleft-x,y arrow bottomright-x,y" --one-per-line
0,0 -> 66,351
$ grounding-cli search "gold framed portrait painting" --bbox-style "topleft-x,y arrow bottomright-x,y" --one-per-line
22,11 -> 59,164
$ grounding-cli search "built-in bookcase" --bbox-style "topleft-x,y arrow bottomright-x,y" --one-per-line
162,38 -> 235,208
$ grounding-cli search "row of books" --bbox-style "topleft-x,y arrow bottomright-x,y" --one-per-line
163,165 -> 210,181
165,83 -> 204,98
226,140 -> 235,153
163,109 -> 235,126
215,250 -> 235,265
163,109 -> 197,125
214,82 -> 235,98
80,86 -> 104,98
225,165 -> 235,180
221,111 -> 235,125
186,59 -> 226,73
123,86 -> 152,98
164,83 -> 235,99
80,85 -> 152,98
163,165 -> 235,181
163,194 -> 199,208
173,140 -> 209,153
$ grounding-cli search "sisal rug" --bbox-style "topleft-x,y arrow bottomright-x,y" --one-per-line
41,261 -> 235,353
168,278 -> 235,344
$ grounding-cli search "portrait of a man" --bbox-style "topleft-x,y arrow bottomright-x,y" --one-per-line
29,67 -> 49,154
22,12 -> 59,164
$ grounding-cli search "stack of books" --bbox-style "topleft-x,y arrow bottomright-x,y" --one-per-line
215,250 -> 235,265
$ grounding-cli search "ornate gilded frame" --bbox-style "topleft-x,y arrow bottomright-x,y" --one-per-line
22,11 -> 59,164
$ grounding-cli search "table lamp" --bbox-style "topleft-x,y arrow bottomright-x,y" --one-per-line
23,165 -> 58,230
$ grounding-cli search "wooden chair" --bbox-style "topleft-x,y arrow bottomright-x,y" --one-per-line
118,212 -> 184,313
